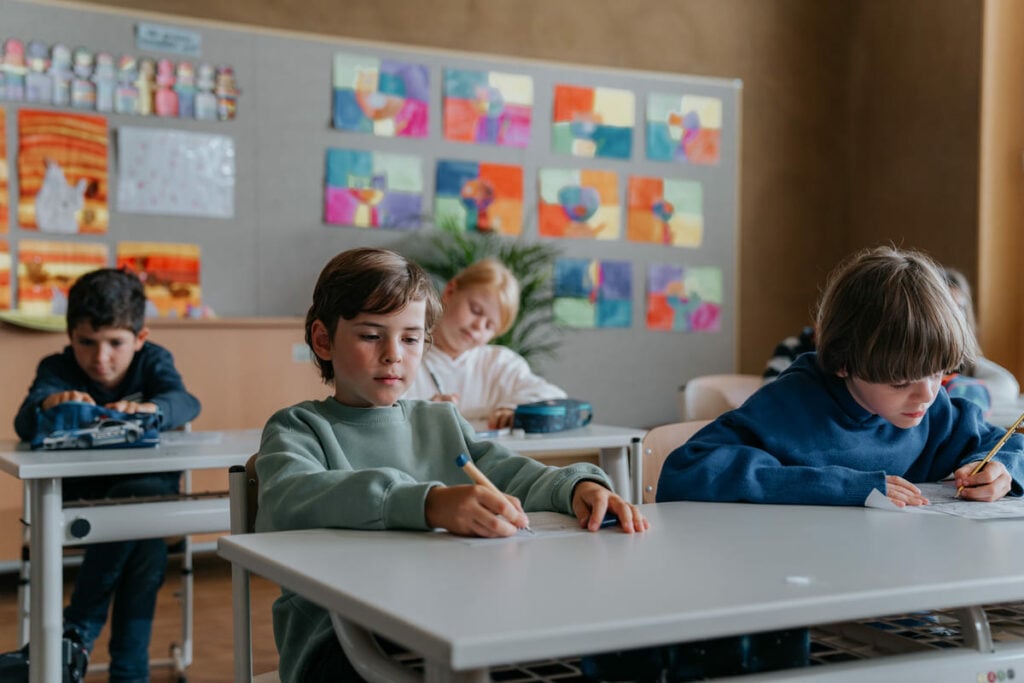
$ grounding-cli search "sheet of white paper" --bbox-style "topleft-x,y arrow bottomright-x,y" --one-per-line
459,511 -> 590,546
913,481 -> 1024,520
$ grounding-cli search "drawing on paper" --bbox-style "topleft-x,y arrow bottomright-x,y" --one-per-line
551,84 -> 634,159
117,127 -> 235,218
116,241 -> 202,318
553,258 -> 632,329
332,52 -> 429,138
17,239 -> 108,315
17,109 -> 108,233
324,148 -> 423,229
646,263 -> 722,332
646,93 -> 722,165
0,108 -> 6,232
538,168 -> 620,240
443,68 -> 532,147
434,160 -> 523,235
626,175 -> 703,247
0,240 -> 10,309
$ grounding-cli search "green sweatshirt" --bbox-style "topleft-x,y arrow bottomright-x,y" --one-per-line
256,397 -> 611,682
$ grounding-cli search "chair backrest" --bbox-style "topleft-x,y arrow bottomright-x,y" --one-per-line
681,374 -> 761,421
641,420 -> 711,503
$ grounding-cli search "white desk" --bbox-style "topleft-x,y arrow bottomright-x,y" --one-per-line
219,501 -> 1024,683
990,394 -> 1024,431
490,424 -> 645,503
0,429 -> 261,683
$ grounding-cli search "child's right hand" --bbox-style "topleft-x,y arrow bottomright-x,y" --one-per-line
430,392 -> 460,406
41,391 -> 95,410
884,475 -> 930,507
425,484 -> 529,537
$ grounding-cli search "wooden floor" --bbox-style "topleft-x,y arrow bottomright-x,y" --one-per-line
0,551 -> 281,682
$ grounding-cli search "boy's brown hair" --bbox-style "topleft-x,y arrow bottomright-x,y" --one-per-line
815,246 -> 978,383
67,268 -> 146,334
305,248 -> 441,382
449,258 -> 520,335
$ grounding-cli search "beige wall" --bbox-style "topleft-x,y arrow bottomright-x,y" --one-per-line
53,0 -> 1015,377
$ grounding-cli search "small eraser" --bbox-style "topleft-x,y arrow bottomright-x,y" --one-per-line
454,453 -> 469,467
600,513 -> 620,528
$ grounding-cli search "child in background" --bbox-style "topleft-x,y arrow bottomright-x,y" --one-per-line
661,246 -> 1024,507
403,258 -> 566,430
256,248 -> 647,682
14,268 -> 200,682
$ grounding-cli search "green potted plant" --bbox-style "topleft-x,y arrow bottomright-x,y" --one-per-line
406,216 -> 562,364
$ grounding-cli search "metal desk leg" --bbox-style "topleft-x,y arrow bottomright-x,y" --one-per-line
29,477 -> 63,683
598,446 -> 632,503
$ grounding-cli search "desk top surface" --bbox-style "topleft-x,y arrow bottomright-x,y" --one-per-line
218,500 -> 1024,670
489,423 -> 644,452
0,429 -> 261,479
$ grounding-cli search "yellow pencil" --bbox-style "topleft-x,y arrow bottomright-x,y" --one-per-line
454,453 -> 532,533
956,410 -> 1024,497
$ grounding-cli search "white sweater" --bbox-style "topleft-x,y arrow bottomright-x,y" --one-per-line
405,345 -> 567,422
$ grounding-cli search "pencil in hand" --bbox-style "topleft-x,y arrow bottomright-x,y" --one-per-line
956,410 -> 1024,498
454,453 -> 532,533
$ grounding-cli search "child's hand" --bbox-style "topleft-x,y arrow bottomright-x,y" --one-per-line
954,460 -> 1012,501
105,400 -> 158,414
884,475 -> 929,507
487,407 -> 516,430
571,481 -> 649,533
430,392 -> 460,406
41,391 -> 95,410
425,484 -> 529,537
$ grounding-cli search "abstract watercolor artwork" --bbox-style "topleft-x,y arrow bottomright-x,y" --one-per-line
646,263 -> 722,332
0,108 -> 6,232
434,159 -> 523,235
18,109 -> 108,234
324,148 -> 423,229
553,257 -> 632,329
538,168 -> 620,240
551,84 -> 634,159
626,175 -> 703,247
332,52 -> 429,137
16,238 -> 108,315
116,241 -> 202,318
646,93 -> 722,165
117,127 -> 235,218
443,68 -> 532,147
0,240 -> 9,309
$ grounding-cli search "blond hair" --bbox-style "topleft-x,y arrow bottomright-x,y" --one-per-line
815,246 -> 977,383
450,258 -> 520,335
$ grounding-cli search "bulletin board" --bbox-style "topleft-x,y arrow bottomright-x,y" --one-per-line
0,0 -> 740,427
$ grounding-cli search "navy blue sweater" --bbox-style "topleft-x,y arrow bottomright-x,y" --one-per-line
14,341 -> 201,441
658,354 -> 1024,506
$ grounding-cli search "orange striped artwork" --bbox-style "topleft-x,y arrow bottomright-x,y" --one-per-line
16,239 -> 109,315
116,241 -> 201,318
0,108 -> 7,233
18,109 -> 109,234
0,240 -> 10,309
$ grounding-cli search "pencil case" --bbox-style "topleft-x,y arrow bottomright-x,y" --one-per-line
513,399 -> 593,434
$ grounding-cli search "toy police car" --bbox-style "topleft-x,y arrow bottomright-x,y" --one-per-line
42,418 -> 144,450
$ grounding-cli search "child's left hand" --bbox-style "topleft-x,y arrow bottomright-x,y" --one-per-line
954,459 -> 1012,501
105,400 -> 158,414
487,407 -> 516,430
571,481 -> 649,533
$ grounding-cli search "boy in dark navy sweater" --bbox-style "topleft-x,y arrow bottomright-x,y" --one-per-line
14,268 -> 200,682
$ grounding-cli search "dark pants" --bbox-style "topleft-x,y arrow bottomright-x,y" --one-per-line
62,472 -> 180,683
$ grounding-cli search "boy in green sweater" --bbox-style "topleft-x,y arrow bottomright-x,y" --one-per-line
256,247 -> 648,682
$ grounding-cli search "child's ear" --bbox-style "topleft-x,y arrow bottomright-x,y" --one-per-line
836,368 -> 848,378
309,320 -> 333,361
134,327 -> 150,350
441,281 -> 457,305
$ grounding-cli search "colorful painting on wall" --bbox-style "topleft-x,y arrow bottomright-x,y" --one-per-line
626,175 -> 703,247
0,240 -> 10,309
17,109 -> 108,234
646,263 -> 722,332
332,52 -> 429,138
16,239 -> 108,315
434,160 -> 523,235
553,258 -> 632,329
442,68 -> 532,147
116,241 -> 202,318
646,93 -> 722,165
538,168 -> 620,240
324,148 -> 423,229
551,84 -> 634,159
0,108 -> 6,233
117,127 -> 235,218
